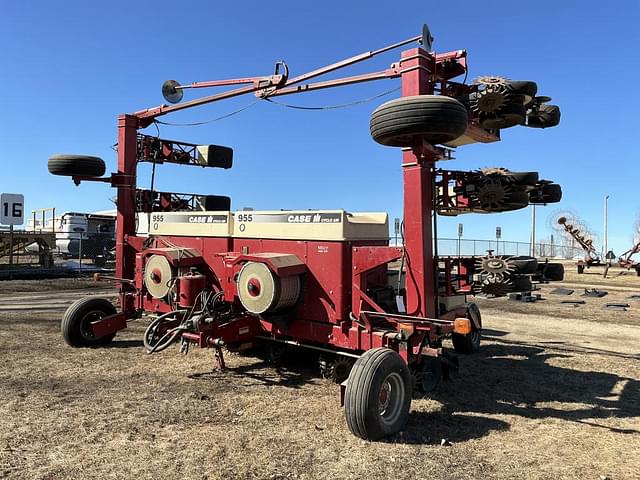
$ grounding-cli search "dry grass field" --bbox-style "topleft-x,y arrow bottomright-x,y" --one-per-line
1,265 -> 639,479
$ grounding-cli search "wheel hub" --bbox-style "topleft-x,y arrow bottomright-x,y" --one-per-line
377,372 -> 405,426
79,310 -> 104,340
378,383 -> 391,411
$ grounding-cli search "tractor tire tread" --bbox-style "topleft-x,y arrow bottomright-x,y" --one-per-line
345,348 -> 411,440
370,95 -> 468,147
48,154 -> 106,177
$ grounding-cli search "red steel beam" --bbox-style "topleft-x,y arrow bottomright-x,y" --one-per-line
261,69 -> 399,97
400,48 -> 437,318
116,115 -> 138,283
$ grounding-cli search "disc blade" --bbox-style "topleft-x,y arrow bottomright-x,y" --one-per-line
162,79 -> 184,104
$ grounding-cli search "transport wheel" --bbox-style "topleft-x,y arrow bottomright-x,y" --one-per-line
412,355 -> 442,395
61,297 -> 117,347
493,190 -> 530,212
510,275 -> 533,292
527,104 -> 561,128
509,256 -> 538,275
48,154 -> 106,177
541,183 -> 562,203
481,167 -> 539,187
370,95 -> 468,147
542,262 -> 564,281
508,80 -> 538,103
265,343 -> 288,366
452,303 -> 481,354
530,183 -> 562,204
344,348 -> 412,440
479,102 -> 526,129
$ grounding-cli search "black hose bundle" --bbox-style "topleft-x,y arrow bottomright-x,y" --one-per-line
143,310 -> 186,354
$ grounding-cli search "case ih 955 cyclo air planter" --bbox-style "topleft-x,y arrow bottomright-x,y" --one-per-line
49,25 -> 563,440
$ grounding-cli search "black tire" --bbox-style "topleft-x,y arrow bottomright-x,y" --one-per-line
509,256 -> 538,274
265,343 -> 288,366
344,348 -> 412,440
497,190 -> 530,211
543,183 -> 562,202
544,183 -> 562,202
455,93 -> 473,107
48,154 -> 106,177
479,102 -> 526,129
510,275 -> 533,292
527,104 -> 560,129
542,262 -> 564,281
510,171 -> 539,186
508,81 -> 538,103
530,183 -> 562,204
475,189 -> 529,213
61,297 -> 117,347
503,93 -> 527,106
413,356 -> 442,395
452,302 -> 481,354
370,95 -> 468,147
483,169 -> 539,187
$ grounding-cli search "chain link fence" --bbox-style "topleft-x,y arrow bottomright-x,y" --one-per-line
390,237 -> 582,259
52,234 -> 582,272
53,232 -> 115,270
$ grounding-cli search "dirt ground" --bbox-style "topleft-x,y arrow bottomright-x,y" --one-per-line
1,268 -> 639,480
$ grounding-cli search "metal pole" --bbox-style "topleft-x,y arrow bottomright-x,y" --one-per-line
530,205 -> 536,257
78,231 -> 82,271
8,224 -> 14,266
604,195 -> 609,261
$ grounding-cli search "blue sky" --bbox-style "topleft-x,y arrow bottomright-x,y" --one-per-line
1,1 -> 638,253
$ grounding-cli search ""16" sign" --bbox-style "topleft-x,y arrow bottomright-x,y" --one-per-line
1,193 -> 24,226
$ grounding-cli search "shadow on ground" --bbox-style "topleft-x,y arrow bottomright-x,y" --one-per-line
188,349 -> 320,389
183,336 -> 640,444
430,342 -> 640,434
107,339 -> 144,349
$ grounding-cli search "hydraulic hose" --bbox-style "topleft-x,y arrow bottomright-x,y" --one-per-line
143,310 -> 185,353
